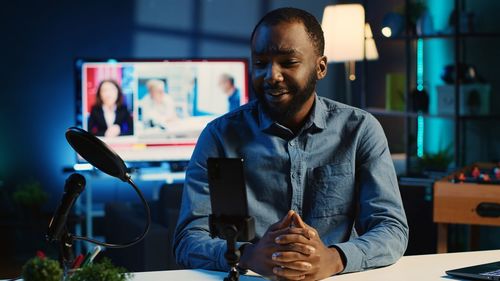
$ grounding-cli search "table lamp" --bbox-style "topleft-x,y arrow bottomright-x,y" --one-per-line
322,4 -> 378,105
365,23 -> 379,61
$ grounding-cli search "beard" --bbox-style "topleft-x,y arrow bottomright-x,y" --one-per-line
255,70 -> 317,124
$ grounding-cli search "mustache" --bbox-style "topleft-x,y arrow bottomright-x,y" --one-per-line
263,85 -> 289,93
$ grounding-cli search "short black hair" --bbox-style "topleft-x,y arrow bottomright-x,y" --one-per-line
251,7 -> 325,56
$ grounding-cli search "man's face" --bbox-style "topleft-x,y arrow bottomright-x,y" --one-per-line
218,78 -> 232,95
251,21 -> 326,123
149,85 -> 165,103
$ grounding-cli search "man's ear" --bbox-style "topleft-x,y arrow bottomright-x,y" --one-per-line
316,55 -> 328,80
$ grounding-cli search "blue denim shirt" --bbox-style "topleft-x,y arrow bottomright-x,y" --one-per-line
174,95 -> 408,273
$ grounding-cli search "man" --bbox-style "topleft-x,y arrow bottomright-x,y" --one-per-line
140,79 -> 178,129
174,7 -> 408,281
219,73 -> 241,111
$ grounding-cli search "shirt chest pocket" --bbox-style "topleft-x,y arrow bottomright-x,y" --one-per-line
307,162 -> 355,218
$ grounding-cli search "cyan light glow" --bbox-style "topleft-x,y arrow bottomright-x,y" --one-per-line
416,39 -> 424,91
417,114 -> 424,157
424,1 -> 455,156
416,38 -> 424,157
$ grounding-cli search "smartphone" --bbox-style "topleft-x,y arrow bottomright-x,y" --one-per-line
207,157 -> 248,217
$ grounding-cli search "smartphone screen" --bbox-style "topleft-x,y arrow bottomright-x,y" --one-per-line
207,158 -> 248,217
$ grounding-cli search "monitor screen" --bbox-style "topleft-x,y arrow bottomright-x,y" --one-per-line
75,58 -> 249,163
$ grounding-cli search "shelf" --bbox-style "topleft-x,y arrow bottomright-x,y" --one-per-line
375,32 -> 500,41
365,1 -> 499,170
367,108 -> 500,120
366,108 -> 453,119
459,114 -> 500,120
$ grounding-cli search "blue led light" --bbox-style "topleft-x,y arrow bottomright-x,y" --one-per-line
416,39 -> 424,90
416,38 -> 424,157
73,163 -> 93,171
417,115 -> 424,158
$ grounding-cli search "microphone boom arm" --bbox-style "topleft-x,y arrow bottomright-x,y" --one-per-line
48,127 -> 152,274
71,175 -> 151,249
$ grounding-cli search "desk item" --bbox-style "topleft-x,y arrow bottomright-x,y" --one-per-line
72,254 -> 84,269
45,127 -> 151,277
82,246 -> 102,267
46,173 -> 86,242
207,158 -> 255,281
446,261 -> 500,280
385,73 -> 405,111
436,84 -> 491,116
411,87 -> 429,113
65,127 -> 151,249
208,158 -> 249,219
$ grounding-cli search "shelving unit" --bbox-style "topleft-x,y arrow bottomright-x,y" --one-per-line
363,0 -> 500,175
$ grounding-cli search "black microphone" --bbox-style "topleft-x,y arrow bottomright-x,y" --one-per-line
46,173 -> 86,242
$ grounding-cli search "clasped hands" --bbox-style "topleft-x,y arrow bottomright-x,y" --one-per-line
239,210 -> 344,281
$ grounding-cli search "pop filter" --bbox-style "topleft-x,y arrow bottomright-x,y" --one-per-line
65,127 -> 128,181
63,126 -> 151,251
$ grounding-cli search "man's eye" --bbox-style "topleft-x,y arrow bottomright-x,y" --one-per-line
282,60 -> 299,67
253,60 -> 266,68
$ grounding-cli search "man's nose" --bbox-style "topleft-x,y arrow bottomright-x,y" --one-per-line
264,63 -> 284,84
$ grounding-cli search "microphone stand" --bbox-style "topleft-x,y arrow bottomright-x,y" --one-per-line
59,230 -> 75,276
52,127 -> 152,279
209,215 -> 255,281
47,173 -> 151,279
222,225 -> 241,281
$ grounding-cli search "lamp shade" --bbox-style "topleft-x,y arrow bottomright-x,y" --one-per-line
365,23 -> 379,60
322,4 -> 365,63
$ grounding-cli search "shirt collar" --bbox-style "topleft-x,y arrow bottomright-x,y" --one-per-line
310,94 -> 327,130
258,102 -> 274,132
258,93 -> 328,134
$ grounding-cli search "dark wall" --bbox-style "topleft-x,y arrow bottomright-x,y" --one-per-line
0,0 -> 338,208
1,1 -> 135,206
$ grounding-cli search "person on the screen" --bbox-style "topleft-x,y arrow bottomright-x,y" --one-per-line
174,7 -> 408,281
140,79 -> 178,130
87,79 -> 133,137
218,73 -> 240,111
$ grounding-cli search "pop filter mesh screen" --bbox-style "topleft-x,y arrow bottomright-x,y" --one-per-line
66,128 -> 126,180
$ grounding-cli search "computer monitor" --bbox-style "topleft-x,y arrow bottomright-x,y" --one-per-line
74,58 -> 249,163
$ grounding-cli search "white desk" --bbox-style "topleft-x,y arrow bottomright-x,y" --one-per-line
131,249 -> 500,280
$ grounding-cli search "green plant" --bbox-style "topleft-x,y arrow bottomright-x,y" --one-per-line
12,179 -> 48,208
22,256 -> 63,281
407,0 -> 427,27
394,0 -> 427,31
70,258 -> 132,281
419,145 -> 454,171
